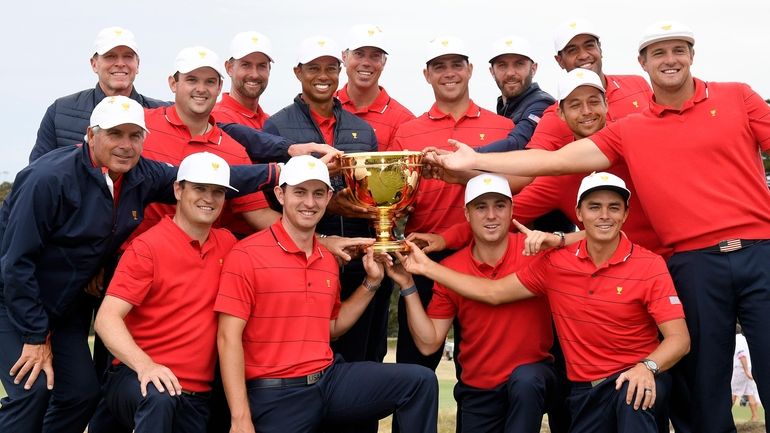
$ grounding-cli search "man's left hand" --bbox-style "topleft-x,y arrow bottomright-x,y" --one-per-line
615,363 -> 656,410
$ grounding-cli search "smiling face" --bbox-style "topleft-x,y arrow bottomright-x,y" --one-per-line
424,54 -> 473,105
174,181 -> 227,228
87,123 -> 145,179
226,51 -> 271,104
275,180 -> 333,235
343,46 -> 386,91
169,67 -> 222,119
489,53 -> 536,101
557,86 -> 607,139
555,34 -> 603,76
294,56 -> 341,106
576,189 -> 628,245
638,39 -> 694,95
465,193 -> 512,245
90,45 -> 139,97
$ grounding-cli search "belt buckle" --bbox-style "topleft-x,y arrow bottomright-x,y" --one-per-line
590,377 -> 607,387
306,372 -> 322,385
718,239 -> 743,253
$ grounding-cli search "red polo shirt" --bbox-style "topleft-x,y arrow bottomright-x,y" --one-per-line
337,85 -> 416,150
591,79 -> 770,251
427,233 -> 552,389
212,93 -> 270,130
517,233 -> 684,382
133,105 -> 269,241
107,216 -> 237,392
389,100 -> 513,234
309,108 -> 336,145
527,74 -> 652,151
214,220 -> 341,379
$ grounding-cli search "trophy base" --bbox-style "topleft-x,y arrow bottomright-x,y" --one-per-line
372,240 -> 408,253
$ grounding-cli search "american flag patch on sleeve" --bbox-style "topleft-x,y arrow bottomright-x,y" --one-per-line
527,114 -> 541,123
669,296 -> 681,305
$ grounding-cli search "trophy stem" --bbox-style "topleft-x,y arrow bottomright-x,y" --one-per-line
373,207 -> 403,253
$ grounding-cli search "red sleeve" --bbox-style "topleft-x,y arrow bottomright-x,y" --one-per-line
515,253 -> 551,297
743,83 -> 770,152
643,256 -> 685,324
214,248 -> 256,321
512,176 -> 574,226
439,222 -> 473,250
229,191 -> 270,213
386,130 -> 405,152
526,105 -> 574,151
106,238 -> 155,306
426,283 -> 458,319
330,289 -> 341,320
586,121 -> 624,166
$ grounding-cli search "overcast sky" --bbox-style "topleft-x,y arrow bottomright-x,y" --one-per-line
2,0 -> 768,182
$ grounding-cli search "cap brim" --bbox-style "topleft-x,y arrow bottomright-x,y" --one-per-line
578,186 -> 630,204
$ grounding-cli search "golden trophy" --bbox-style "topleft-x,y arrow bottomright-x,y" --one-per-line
339,151 -> 424,252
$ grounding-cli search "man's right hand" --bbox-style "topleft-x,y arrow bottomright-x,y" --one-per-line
326,188 -> 378,219
229,418 -> 257,433
406,232 -> 446,253
136,361 -> 182,397
10,341 -> 54,390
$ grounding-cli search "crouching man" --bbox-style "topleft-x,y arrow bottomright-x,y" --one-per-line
214,155 -> 438,433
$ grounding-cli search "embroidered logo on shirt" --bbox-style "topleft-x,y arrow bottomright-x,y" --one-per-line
131,210 -> 138,220
616,286 -> 623,295
352,132 -> 358,139
710,109 -> 717,117
479,133 -> 486,141
326,279 -> 331,287
219,258 -> 224,265
632,100 -> 639,108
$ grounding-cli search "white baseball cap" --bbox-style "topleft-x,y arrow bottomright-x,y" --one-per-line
576,172 -> 630,206
174,46 -> 225,78
464,173 -> 512,205
93,26 -> 138,56
553,19 -> 600,54
346,24 -> 389,54
426,35 -> 469,65
177,152 -> 237,191
297,35 -> 342,65
230,31 -> 274,62
557,69 -> 605,101
638,21 -> 695,52
279,155 -> 333,190
489,35 -> 535,63
90,96 -> 148,132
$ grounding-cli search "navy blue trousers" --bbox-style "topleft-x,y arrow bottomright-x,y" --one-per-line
667,241 -> 770,433
568,372 -> 670,433
453,361 -> 560,433
246,357 -> 438,433
90,363 -> 209,433
0,295 -> 100,433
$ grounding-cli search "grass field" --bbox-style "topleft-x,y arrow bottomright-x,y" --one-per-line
0,339 -> 765,432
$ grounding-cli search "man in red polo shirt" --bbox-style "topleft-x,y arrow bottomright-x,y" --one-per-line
390,173 -> 562,433
213,31 -> 273,130
430,21 -> 770,433
133,45 -> 279,242
338,24 -> 415,150
386,35 -> 513,369
92,152 -> 239,433
215,155 -> 438,433
398,172 -> 690,433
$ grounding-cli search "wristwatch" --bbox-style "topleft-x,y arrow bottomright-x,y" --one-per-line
640,358 -> 660,375
553,231 -> 566,249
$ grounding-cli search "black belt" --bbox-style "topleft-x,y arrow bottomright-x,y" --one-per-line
180,390 -> 211,397
247,370 -> 326,389
695,239 -> 766,253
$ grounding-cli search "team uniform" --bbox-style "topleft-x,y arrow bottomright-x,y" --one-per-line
130,105 -> 270,241
516,234 -> 685,433
214,220 -> 438,433
590,78 -> 770,432
96,217 -> 236,433
212,93 -> 270,130
337,84 -> 416,150
526,75 -> 652,151
387,101 -> 512,369
428,233 -> 558,433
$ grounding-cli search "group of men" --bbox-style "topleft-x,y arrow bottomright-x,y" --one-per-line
0,15 -> 766,433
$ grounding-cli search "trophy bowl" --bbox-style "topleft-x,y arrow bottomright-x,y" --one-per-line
339,151 -> 424,252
